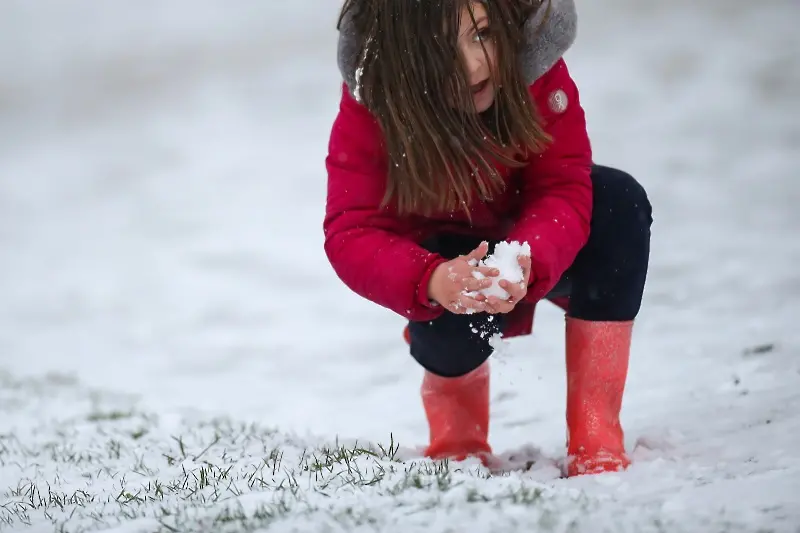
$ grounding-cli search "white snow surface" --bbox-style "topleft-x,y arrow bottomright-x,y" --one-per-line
2,0 -> 800,531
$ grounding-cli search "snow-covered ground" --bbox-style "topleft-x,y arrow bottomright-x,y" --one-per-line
1,1 -> 799,531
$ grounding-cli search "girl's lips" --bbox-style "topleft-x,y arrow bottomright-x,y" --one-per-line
471,79 -> 488,94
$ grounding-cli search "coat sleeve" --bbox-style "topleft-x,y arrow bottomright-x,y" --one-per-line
505,59 -> 594,303
323,83 -> 447,321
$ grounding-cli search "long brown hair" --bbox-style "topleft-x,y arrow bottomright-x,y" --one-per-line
337,0 -> 551,217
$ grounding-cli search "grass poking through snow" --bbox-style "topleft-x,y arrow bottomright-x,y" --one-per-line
0,371 -> 599,533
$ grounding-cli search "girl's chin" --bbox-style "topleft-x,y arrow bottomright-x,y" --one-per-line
472,84 -> 495,113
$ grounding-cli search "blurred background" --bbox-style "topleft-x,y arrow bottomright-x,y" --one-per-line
1,0 -> 798,451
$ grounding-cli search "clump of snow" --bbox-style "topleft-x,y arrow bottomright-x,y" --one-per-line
354,36 -> 373,103
354,65 -> 365,103
468,241 -> 531,300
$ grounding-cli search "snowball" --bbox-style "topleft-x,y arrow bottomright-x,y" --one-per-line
468,241 -> 530,300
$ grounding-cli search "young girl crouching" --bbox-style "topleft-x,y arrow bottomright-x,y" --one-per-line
323,0 -> 652,477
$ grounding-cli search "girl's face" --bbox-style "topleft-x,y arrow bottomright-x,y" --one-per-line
457,2 -> 497,113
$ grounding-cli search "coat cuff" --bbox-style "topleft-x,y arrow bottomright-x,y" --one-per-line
415,256 -> 448,315
522,239 -> 560,303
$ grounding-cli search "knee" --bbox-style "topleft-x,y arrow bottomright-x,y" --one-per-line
591,166 -> 652,238
408,320 -> 496,378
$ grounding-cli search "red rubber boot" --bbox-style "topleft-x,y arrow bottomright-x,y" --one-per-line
565,318 -> 632,476
422,362 -> 492,462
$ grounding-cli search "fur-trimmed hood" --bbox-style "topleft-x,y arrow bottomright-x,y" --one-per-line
336,0 -> 578,97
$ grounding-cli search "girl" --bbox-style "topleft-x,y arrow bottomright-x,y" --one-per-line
323,0 -> 652,477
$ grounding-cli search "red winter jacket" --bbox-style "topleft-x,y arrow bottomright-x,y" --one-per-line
323,59 -> 592,337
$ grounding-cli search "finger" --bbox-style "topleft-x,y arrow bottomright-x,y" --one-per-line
482,297 -> 500,314
500,279 -> 527,302
448,302 -> 465,314
462,276 -> 492,293
456,294 -> 487,313
475,266 -> 500,278
463,241 -> 489,264
486,296 -> 514,314
518,255 -> 532,284
446,298 -> 468,314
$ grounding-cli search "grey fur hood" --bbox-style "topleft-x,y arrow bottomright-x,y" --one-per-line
337,0 -> 578,97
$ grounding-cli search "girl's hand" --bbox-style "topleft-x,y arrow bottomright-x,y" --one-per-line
427,241 -> 499,314
483,255 -> 532,314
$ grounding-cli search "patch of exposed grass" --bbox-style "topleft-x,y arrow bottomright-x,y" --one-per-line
0,372 -> 597,533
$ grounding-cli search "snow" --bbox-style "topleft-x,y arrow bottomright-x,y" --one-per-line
469,241 -> 531,300
1,0 -> 800,531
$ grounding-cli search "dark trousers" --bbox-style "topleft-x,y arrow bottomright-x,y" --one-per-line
408,165 -> 653,378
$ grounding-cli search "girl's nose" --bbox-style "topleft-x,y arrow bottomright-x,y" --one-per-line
462,48 -> 484,79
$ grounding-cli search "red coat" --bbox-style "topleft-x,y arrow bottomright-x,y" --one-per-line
323,59 -> 593,337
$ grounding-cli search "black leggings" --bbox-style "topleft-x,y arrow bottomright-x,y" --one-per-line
408,165 -> 653,378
